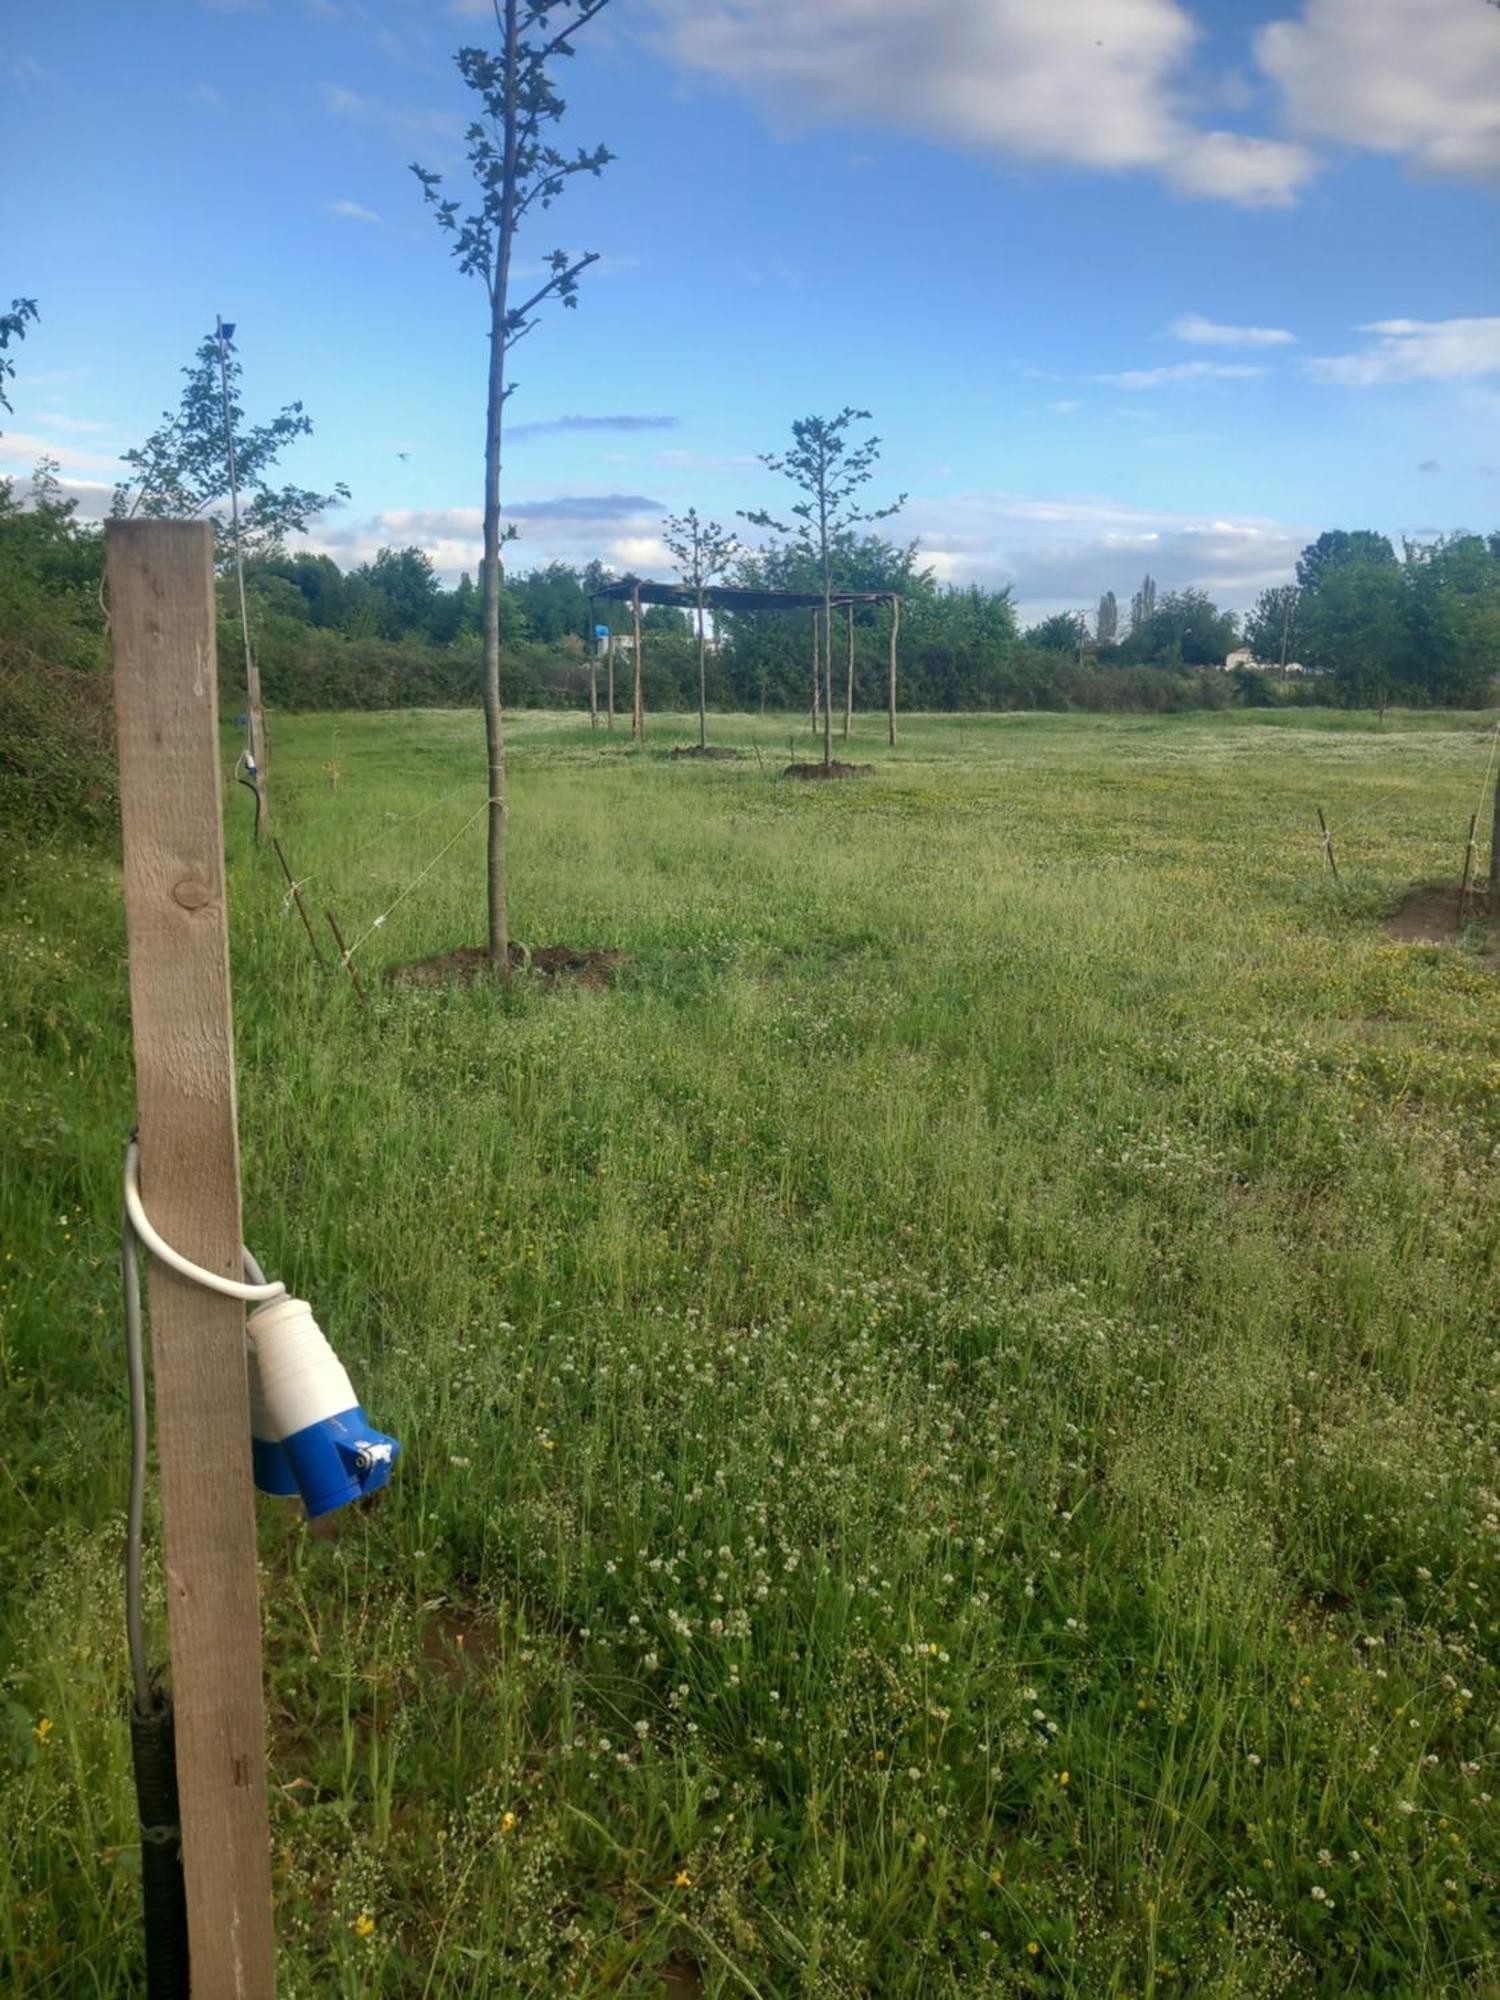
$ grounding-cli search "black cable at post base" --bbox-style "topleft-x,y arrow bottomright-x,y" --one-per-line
130,1692 -> 190,1998
122,1147 -> 190,1998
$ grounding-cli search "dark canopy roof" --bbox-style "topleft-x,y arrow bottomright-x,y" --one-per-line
591,576 -> 899,614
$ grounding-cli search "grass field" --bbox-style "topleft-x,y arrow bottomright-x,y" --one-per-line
3,706 -> 1499,1997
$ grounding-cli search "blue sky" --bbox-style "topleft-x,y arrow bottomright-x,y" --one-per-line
4,0 -> 1498,621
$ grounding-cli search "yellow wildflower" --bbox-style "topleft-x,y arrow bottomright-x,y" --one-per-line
673,1870 -> 693,1889
352,1912 -> 375,1939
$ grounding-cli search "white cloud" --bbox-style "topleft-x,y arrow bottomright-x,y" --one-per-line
903,490 -> 1304,617
1171,311 -> 1296,348
33,413 -> 115,435
323,84 -> 463,148
0,431 -> 124,475
649,0 -> 1315,206
1308,318 -> 1500,386
329,199 -> 382,223
1258,0 -> 1500,187
306,494 -> 668,577
1090,361 -> 1270,389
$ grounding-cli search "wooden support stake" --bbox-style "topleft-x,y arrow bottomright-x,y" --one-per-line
844,603 -> 855,743
272,836 -> 329,972
325,908 -> 367,1003
1317,806 -> 1340,883
106,519 -> 277,2000
888,594 -> 901,749
606,631 -> 616,732
1459,812 -> 1478,933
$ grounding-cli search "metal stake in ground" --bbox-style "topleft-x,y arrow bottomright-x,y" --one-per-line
325,908 -> 367,1003
105,517 -> 277,2000
1317,806 -> 1340,882
272,837 -> 329,971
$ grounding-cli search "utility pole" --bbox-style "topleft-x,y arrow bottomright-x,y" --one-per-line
107,518 -> 277,1997
216,318 -> 269,844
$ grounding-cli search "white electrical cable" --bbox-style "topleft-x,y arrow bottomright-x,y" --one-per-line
122,1141 -> 285,1303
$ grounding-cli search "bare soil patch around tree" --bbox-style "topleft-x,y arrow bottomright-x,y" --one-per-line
1384,882 -> 1497,954
783,759 -> 876,781
385,943 -> 628,989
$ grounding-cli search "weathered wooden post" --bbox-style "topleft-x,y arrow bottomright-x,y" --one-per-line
607,629 -> 616,732
843,602 -> 855,742
106,518 -> 278,1999
888,594 -> 901,748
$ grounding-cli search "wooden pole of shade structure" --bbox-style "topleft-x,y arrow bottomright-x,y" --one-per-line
588,644 -> 599,730
844,602 -> 855,742
888,594 -> 901,748
631,583 -> 644,744
105,519 -> 277,2000
607,630 -> 616,732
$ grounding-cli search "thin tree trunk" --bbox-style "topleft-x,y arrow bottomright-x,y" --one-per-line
217,319 -> 268,845
888,594 -> 901,748
843,602 -> 854,742
631,583 -> 643,742
697,586 -> 707,749
811,611 -> 821,733
479,0 -> 519,977
480,305 -> 509,973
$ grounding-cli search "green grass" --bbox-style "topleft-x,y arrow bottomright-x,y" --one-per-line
3,705 -> 1499,1996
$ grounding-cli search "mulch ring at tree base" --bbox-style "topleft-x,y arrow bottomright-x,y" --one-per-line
385,943 -> 628,990
669,744 -> 740,761
783,759 -> 876,780
1384,883 -> 1498,955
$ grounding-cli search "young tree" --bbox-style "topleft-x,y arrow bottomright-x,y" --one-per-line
1245,583 -> 1301,672
661,507 -> 738,749
1096,589 -> 1119,649
115,322 -> 348,843
744,409 -> 903,771
0,298 -> 39,423
413,0 -> 614,974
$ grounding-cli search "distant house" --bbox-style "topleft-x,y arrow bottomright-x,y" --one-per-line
1222,645 -> 1306,675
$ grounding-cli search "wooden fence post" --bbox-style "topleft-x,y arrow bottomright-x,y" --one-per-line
107,519 -> 277,1999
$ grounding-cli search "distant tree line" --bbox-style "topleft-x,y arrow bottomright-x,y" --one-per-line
6,452 -> 1500,841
